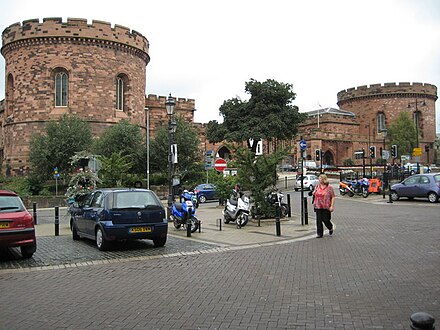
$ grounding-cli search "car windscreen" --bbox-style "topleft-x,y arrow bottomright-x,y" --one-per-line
0,196 -> 25,212
112,191 -> 162,210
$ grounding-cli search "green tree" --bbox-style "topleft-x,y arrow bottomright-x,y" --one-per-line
388,112 -> 417,156
98,152 -> 134,187
206,78 -> 306,152
92,119 -> 144,173
233,146 -> 287,215
149,115 -> 202,182
28,115 -> 92,181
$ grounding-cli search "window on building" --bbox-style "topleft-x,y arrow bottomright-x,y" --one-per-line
116,74 -> 129,111
6,73 -> 14,116
377,113 -> 386,133
55,71 -> 68,107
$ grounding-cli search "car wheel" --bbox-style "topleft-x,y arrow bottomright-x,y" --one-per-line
153,236 -> 167,247
390,191 -> 400,201
96,227 -> 109,251
294,188 -> 299,191
20,243 -> 36,259
428,192 -> 439,203
72,223 -> 80,240
410,170 -> 415,175
309,185 -> 314,191
198,195 -> 207,204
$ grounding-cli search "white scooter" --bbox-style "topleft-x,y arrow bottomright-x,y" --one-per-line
223,192 -> 250,227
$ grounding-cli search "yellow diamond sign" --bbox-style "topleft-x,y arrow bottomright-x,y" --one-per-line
412,148 -> 422,157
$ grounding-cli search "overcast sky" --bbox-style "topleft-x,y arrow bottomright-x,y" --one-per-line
1,0 -> 439,132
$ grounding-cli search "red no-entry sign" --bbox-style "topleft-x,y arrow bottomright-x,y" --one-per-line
214,158 -> 227,172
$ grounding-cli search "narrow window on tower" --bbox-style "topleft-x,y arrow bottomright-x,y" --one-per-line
55,71 -> 68,107
377,112 -> 386,133
116,76 -> 124,111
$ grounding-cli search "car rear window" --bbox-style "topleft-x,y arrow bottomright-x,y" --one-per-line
112,191 -> 162,209
0,196 -> 25,212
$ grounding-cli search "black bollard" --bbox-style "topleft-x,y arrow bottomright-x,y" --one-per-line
257,212 -> 261,227
32,202 -> 37,225
275,204 -> 281,236
285,176 -> 288,189
287,194 -> 291,218
54,206 -> 59,236
410,312 -> 435,330
186,213 -> 192,237
218,218 -> 222,231
198,219 -> 201,233
303,197 -> 308,225
387,191 -> 393,204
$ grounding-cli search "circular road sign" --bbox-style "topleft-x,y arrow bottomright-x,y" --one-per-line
214,158 -> 227,172
299,140 -> 307,150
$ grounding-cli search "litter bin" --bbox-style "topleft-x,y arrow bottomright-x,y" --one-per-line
368,178 -> 382,194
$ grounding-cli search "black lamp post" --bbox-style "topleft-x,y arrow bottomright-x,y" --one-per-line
407,99 -> 426,173
165,94 -> 176,218
380,128 -> 388,199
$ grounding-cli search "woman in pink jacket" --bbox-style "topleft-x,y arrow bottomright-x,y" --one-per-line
312,174 -> 335,238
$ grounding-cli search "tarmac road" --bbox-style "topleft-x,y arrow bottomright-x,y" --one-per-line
0,183 -> 439,329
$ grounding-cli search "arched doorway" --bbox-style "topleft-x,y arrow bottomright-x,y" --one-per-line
217,146 -> 231,160
322,150 -> 334,166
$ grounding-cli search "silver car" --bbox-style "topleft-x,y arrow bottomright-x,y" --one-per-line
294,174 -> 319,191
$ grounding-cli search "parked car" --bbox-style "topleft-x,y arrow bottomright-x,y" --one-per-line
69,188 -> 167,250
193,183 -> 218,203
0,190 -> 37,258
403,163 -> 430,175
294,174 -> 319,191
390,173 -> 440,203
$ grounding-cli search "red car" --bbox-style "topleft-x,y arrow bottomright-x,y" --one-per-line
0,190 -> 37,258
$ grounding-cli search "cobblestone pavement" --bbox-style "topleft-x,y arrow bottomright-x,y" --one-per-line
0,189 -> 439,329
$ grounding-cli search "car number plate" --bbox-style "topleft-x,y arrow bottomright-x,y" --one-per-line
130,226 -> 151,233
185,201 -> 193,207
0,222 -> 10,228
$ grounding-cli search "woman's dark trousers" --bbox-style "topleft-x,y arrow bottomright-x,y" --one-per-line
315,209 -> 333,237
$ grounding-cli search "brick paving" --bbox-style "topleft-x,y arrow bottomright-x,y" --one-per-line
0,190 -> 439,329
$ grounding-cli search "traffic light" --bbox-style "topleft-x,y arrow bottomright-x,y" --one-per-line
391,145 -> 398,158
315,149 -> 321,161
369,146 -> 376,158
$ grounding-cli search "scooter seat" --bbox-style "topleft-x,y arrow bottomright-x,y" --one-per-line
174,203 -> 184,211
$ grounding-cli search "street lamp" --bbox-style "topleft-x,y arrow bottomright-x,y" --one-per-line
165,94 -> 176,217
407,99 -> 426,173
145,107 -> 150,189
380,128 -> 388,199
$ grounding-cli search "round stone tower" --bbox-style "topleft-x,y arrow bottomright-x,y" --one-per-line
337,82 -> 437,163
1,17 -> 150,174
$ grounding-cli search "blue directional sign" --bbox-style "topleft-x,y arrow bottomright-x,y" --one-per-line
299,140 -> 307,150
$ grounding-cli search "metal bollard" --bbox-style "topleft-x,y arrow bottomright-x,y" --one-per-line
198,219 -> 201,233
217,218 -> 222,231
257,213 -> 261,227
287,194 -> 291,218
54,206 -> 59,236
303,197 -> 308,225
410,312 -> 435,330
285,176 -> 288,189
32,202 -> 37,225
186,214 -> 191,237
387,191 -> 393,204
275,204 -> 281,236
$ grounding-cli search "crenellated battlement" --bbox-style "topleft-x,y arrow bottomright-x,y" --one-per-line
337,82 -> 438,104
1,17 -> 149,57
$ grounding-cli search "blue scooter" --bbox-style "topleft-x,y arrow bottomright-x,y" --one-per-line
170,190 -> 199,233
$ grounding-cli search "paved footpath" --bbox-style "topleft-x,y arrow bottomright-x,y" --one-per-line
0,191 -> 439,329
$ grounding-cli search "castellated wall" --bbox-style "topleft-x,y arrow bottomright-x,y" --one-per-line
1,18 -> 150,173
337,82 -> 437,163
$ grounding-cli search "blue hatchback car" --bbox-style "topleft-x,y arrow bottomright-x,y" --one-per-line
69,188 -> 167,250
194,183 -> 218,204
390,173 -> 440,203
